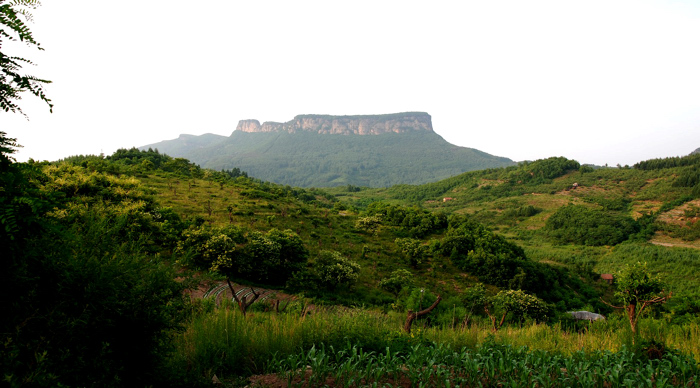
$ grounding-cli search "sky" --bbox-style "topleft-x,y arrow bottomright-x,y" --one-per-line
4,0 -> 700,167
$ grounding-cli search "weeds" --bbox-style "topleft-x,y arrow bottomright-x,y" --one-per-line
168,307 -> 700,386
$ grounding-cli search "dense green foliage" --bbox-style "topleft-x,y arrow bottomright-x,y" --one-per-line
176,225 -> 308,286
545,204 -> 640,246
142,130 -> 514,187
601,262 -> 672,339
613,262 -> 667,307
430,214 -> 592,307
1,155 -> 186,386
312,250 -> 362,290
485,289 -> 550,330
634,153 -> 700,170
357,156 -> 582,205
634,153 -> 700,197
379,269 -> 413,296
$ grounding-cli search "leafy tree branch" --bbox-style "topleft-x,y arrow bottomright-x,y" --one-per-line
1,0 -> 52,116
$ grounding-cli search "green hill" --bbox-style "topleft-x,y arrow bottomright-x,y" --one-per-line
331,154 -> 700,298
46,148 -> 603,309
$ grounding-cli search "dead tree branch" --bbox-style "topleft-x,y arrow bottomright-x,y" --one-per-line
226,279 -> 260,317
404,295 -> 442,334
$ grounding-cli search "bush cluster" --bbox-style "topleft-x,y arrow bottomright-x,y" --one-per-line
545,204 -> 639,246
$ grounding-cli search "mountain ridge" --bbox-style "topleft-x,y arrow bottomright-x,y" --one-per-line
141,112 -> 515,187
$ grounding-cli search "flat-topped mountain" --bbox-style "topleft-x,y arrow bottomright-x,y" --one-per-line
236,112 -> 433,135
141,112 -> 515,187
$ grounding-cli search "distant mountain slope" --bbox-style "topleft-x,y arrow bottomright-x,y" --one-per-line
144,133 -> 227,156
141,112 -> 515,187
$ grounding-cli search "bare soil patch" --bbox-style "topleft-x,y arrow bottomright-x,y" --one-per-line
649,232 -> 700,250
656,199 -> 700,227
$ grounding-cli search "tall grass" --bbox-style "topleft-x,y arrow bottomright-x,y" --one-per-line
167,302 -> 399,380
424,317 -> 700,361
167,304 -> 700,384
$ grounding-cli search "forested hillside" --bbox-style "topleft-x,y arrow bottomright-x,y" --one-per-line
332,155 -> 700,298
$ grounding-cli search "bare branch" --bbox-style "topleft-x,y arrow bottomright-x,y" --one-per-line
404,294 -> 442,333
225,279 -> 260,316
638,292 -> 672,316
599,297 -> 624,309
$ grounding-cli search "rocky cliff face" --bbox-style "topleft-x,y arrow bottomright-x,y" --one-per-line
235,112 -> 433,135
236,119 -> 263,133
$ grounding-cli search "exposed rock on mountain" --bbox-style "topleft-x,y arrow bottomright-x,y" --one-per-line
236,112 -> 434,135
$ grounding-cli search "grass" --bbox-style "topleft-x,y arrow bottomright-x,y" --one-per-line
167,303 -> 700,385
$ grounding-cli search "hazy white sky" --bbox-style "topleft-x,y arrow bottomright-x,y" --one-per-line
4,0 -> 700,166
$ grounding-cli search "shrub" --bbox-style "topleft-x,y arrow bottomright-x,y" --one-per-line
313,250 -> 361,290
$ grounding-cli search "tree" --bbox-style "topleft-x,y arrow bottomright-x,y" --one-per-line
257,228 -> 309,285
1,0 -> 53,116
355,215 -> 382,234
461,283 -> 486,327
601,262 -> 671,342
313,250 -> 361,290
395,237 -> 426,267
379,269 -> 413,296
484,289 -> 549,331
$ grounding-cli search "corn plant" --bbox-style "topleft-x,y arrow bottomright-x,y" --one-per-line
269,341 -> 699,387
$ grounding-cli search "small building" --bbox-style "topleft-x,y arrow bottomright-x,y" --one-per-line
601,274 -> 613,285
443,197 -> 454,202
